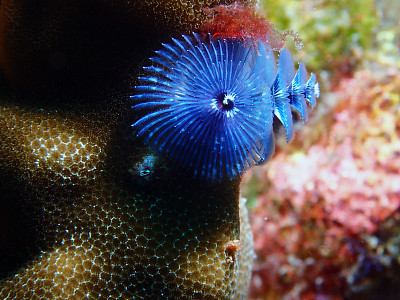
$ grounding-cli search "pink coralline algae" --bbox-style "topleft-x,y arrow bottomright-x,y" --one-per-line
245,68 -> 400,299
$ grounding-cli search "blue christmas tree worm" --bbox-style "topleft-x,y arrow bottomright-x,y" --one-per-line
132,35 -> 319,180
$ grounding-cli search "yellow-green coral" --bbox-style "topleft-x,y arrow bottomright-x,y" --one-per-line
261,0 -> 378,72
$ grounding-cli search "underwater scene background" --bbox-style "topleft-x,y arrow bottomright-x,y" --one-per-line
244,0 -> 400,299
0,0 -> 398,299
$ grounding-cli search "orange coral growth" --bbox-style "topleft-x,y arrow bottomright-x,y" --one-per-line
202,2 -> 301,49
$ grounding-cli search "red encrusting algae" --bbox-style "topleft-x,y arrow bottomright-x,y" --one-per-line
201,2 -> 302,49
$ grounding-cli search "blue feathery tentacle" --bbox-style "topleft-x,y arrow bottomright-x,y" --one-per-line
304,69 -> 319,108
256,46 -> 320,142
278,48 -> 308,122
132,34 -> 274,180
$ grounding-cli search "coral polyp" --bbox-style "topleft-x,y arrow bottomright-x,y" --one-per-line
131,33 -> 319,180
132,34 -> 275,180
